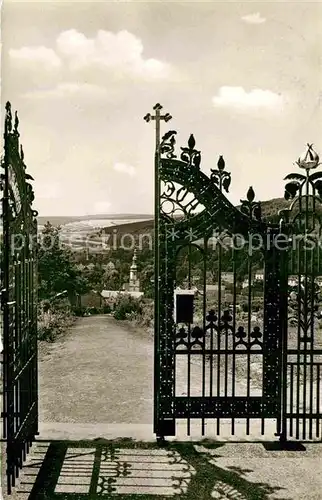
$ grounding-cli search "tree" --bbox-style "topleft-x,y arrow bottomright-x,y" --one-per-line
38,222 -> 90,302
102,265 -> 119,291
140,263 -> 154,297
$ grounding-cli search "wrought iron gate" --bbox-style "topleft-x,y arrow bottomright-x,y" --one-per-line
145,104 -> 322,442
1,102 -> 38,494
279,148 -> 322,440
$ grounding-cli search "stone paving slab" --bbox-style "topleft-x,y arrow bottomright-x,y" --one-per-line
196,442 -> 322,500
2,438 -> 322,500
38,419 -> 284,442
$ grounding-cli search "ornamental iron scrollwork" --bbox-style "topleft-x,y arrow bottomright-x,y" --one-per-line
205,309 -> 234,335
180,134 -> 201,169
210,155 -> 231,193
175,308 -> 262,351
159,135 -> 205,221
2,101 -> 38,495
159,132 -> 265,240
145,104 -> 322,443
160,130 -> 177,159
234,326 -> 263,349
288,277 -> 322,343
175,325 -> 205,349
240,186 -> 262,222
279,143 -> 322,441
280,143 -> 322,234
160,180 -> 205,220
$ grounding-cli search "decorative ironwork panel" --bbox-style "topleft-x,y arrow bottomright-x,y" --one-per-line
146,105 -> 321,443
1,102 -> 38,494
153,122 -> 283,438
280,144 -> 322,441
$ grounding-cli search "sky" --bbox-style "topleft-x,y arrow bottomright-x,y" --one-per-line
2,0 -> 322,216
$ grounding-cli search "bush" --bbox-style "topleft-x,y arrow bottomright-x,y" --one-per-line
103,304 -> 112,314
241,302 -> 249,312
252,298 -> 264,312
73,307 -> 85,317
72,304 -> 112,316
38,308 -> 75,342
138,299 -> 154,327
113,294 -> 142,320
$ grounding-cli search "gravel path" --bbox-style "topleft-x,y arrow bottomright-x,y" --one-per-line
38,315 -> 319,433
38,315 -> 153,424
2,316 -> 322,500
38,315 -> 263,427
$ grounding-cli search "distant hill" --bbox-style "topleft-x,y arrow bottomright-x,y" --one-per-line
37,214 -> 153,226
40,198 -> 294,251
100,219 -> 155,236
38,198 -> 290,229
91,197 -> 292,248
100,197 -> 290,235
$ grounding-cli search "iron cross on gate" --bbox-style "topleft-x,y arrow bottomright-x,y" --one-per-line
144,103 -> 172,151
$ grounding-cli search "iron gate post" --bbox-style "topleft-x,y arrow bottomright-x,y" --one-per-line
2,102 -> 39,494
144,104 -> 173,439
279,236 -> 290,444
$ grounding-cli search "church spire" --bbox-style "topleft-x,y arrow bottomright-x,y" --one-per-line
130,248 -> 138,282
129,248 -> 140,292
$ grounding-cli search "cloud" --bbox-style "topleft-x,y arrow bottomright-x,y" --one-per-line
55,29 -> 170,79
241,13 -> 266,24
9,46 -> 61,71
113,162 -> 136,176
212,86 -> 283,110
9,29 -> 170,85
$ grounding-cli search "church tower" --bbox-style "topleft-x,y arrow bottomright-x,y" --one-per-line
128,248 -> 140,292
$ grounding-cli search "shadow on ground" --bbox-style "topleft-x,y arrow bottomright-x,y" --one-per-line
9,438 -> 289,500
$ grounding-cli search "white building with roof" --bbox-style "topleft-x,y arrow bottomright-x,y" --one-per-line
101,249 -> 143,301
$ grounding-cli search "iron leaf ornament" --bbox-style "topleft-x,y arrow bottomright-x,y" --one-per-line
284,181 -> 301,200
240,186 -> 262,221
180,134 -> 201,169
160,130 -> 177,159
210,155 -> 231,193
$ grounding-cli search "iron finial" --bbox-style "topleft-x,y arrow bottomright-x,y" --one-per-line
180,134 -> 201,168
240,186 -> 261,220
14,111 -> 19,133
144,104 -> 173,152
247,186 -> 255,202
210,155 -> 231,192
217,155 -> 225,171
297,143 -> 320,170
188,134 -> 196,150
153,103 -> 163,111
5,101 -> 12,133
